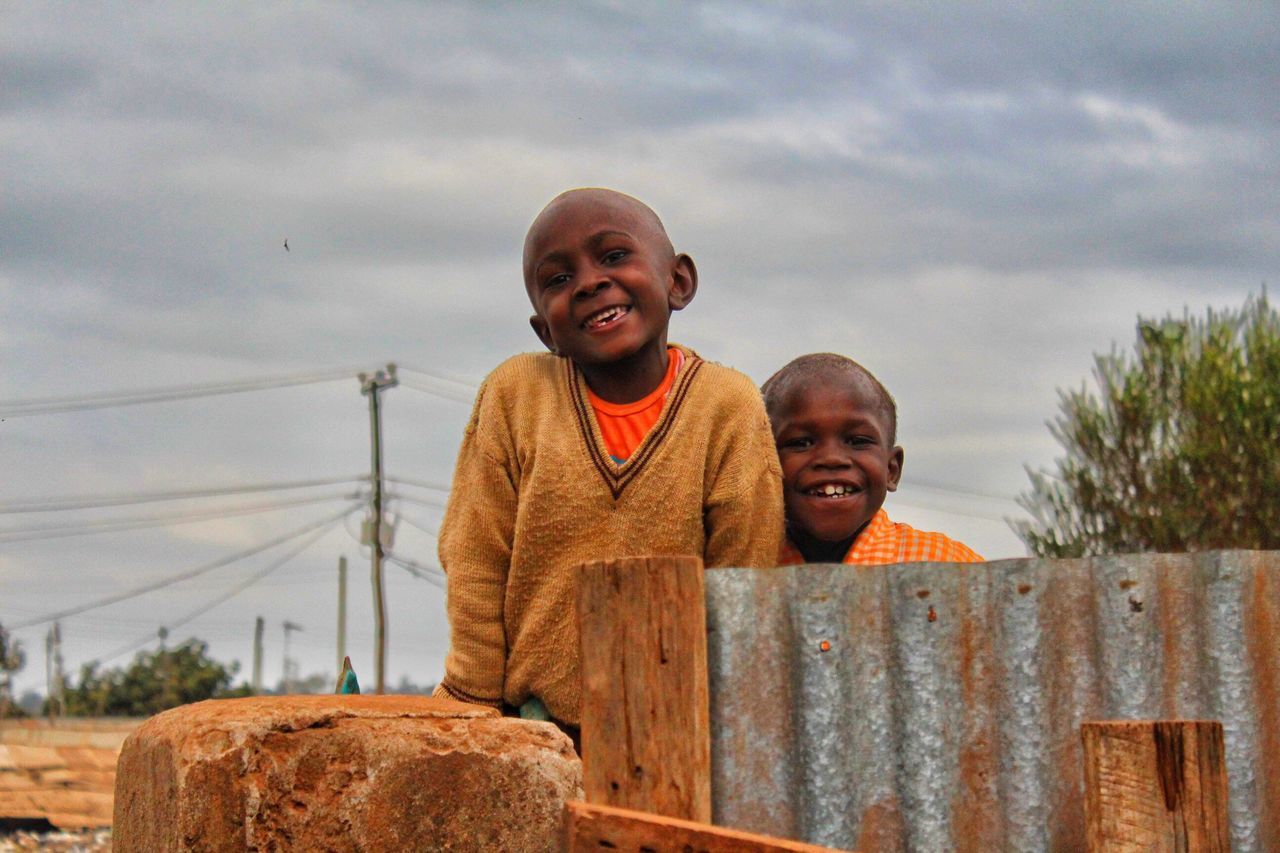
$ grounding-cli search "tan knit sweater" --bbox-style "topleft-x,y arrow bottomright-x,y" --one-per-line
434,344 -> 783,725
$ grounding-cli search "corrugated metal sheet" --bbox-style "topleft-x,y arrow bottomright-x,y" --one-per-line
705,551 -> 1280,852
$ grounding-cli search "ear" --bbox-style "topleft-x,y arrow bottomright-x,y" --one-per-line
529,314 -> 557,354
886,446 -> 904,492
667,253 -> 698,311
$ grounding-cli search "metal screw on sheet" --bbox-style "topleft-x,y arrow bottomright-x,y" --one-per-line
1129,596 -> 1144,613
818,640 -> 831,652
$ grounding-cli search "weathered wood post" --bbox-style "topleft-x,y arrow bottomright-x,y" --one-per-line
1081,720 -> 1231,851
576,555 -> 711,822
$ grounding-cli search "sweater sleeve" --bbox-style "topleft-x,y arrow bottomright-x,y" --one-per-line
703,378 -> 785,569
436,378 -> 518,708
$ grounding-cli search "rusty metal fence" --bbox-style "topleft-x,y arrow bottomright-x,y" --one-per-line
705,550 -> 1280,851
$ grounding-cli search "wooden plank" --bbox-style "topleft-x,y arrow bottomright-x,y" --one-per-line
564,801 -> 852,852
577,555 -> 711,823
1081,720 -> 1230,852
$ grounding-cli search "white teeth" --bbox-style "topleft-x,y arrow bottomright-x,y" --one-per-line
825,484 -> 837,495
585,306 -> 629,328
808,483 -> 852,497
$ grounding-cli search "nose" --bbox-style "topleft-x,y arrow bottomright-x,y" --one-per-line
812,437 -> 851,469
572,262 -> 611,300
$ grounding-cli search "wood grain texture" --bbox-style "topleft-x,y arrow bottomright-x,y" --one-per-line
564,801 -> 852,852
1082,720 -> 1231,852
577,555 -> 711,823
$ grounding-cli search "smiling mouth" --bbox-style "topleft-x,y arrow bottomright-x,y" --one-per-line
581,305 -> 631,330
803,482 -> 861,498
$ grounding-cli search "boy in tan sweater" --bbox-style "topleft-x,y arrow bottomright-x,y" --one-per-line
433,188 -> 783,733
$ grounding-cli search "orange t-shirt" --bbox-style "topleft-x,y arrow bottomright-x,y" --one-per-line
586,348 -> 684,463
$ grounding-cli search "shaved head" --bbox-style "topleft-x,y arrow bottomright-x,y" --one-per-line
522,188 -> 674,294
763,353 -> 898,445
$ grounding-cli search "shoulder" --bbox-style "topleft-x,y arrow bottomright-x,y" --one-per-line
472,352 -> 568,410
483,351 -> 564,390
673,345 -> 765,408
885,512 -> 984,563
462,352 -> 566,448
670,345 -> 779,475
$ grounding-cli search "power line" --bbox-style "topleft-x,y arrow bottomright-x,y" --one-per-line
384,551 -> 444,576
93,520 -> 340,666
395,365 -> 480,392
383,475 -> 451,493
0,474 -> 368,515
0,368 -> 364,418
890,499 -> 1021,523
384,553 -> 446,590
395,378 -> 477,405
908,479 -> 1020,504
385,493 -> 448,511
0,491 -> 365,543
10,503 -> 360,630
394,514 -> 440,539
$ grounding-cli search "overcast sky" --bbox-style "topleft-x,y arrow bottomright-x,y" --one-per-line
2,2 -> 1277,698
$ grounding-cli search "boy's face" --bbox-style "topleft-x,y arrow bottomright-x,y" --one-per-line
523,190 -> 695,369
771,375 -> 904,545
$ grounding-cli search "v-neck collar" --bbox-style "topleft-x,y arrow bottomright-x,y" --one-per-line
567,346 -> 704,499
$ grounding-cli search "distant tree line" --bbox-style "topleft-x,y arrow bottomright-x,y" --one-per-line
62,640 -> 252,717
1,625 -> 436,718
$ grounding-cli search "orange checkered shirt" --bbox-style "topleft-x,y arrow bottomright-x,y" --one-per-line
778,508 -> 983,565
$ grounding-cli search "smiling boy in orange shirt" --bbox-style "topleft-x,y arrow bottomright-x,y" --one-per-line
763,353 -> 982,565
433,189 -> 784,734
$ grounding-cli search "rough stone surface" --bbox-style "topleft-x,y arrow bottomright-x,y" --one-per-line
113,695 -> 583,852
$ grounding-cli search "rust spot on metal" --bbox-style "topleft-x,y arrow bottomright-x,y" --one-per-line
916,589 -> 931,599
705,552 -> 1276,847
1245,562 -> 1280,833
1017,584 -> 1033,595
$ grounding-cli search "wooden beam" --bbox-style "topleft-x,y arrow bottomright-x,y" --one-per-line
1081,720 -> 1231,852
576,555 -> 711,823
564,801 -> 851,853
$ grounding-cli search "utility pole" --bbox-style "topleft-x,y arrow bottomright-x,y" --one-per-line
45,627 -> 52,721
359,363 -> 397,694
46,623 -> 64,723
252,616 -> 264,695
336,556 -> 347,678
282,621 -> 303,694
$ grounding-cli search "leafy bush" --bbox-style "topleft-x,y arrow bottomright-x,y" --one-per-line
63,639 -> 251,717
1016,292 -> 1280,556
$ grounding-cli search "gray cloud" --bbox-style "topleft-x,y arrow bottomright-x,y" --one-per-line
2,0 -> 1276,695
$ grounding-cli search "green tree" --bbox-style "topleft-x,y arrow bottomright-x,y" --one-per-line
1016,292 -> 1280,557
0,622 -> 26,718
63,639 -> 251,717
